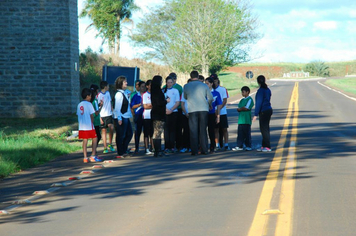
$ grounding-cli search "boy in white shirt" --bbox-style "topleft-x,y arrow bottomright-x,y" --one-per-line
77,88 -> 103,163
97,81 -> 115,154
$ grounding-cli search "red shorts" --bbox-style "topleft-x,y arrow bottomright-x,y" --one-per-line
79,129 -> 97,139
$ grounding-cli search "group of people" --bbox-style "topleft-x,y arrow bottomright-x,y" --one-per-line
76,71 -> 273,162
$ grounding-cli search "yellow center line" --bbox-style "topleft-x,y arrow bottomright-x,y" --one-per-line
247,83 -> 299,236
275,83 -> 299,236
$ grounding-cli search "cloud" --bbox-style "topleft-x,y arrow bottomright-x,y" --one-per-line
313,21 -> 338,30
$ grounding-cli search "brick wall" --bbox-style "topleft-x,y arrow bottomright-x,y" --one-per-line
0,0 -> 79,118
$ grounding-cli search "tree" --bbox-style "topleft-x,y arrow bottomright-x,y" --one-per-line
80,0 -> 139,55
131,0 -> 260,76
305,61 -> 330,77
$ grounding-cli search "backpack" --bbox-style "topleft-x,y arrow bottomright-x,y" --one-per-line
113,91 -> 129,114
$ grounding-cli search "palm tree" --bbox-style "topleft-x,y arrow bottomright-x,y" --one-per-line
80,0 -> 139,55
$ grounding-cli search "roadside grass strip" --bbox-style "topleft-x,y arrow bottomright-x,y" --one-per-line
318,81 -> 356,102
248,82 -> 299,236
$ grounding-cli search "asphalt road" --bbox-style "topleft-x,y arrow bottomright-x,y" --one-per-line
1,79 -> 356,236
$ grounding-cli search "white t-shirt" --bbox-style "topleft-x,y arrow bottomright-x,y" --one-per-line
215,85 -> 229,115
181,96 -> 189,115
77,101 -> 95,131
142,91 -> 152,119
165,87 -> 180,112
97,91 -> 112,117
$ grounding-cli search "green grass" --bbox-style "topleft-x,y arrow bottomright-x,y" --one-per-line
219,72 -> 259,96
325,77 -> 356,95
0,116 -> 82,178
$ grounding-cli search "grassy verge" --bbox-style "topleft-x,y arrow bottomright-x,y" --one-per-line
219,72 -> 259,96
0,116 -> 81,178
325,77 -> 356,96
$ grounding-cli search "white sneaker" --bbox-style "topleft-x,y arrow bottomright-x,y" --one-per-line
145,149 -> 154,155
257,147 -> 264,152
232,147 -> 244,151
245,147 -> 252,151
262,147 -> 272,152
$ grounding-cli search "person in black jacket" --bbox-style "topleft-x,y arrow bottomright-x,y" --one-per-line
151,75 -> 170,157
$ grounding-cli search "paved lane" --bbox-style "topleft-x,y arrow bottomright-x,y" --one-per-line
1,80 -> 355,236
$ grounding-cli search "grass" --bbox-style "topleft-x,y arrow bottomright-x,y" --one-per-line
0,116 -> 82,178
325,77 -> 356,95
219,72 -> 259,96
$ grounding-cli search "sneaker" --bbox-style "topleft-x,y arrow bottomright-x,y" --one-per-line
180,148 -> 188,153
232,147 -> 244,151
257,147 -> 264,152
89,156 -> 103,162
145,149 -> 153,155
245,147 -> 252,151
83,157 -> 89,163
262,147 -> 272,152
224,145 -> 231,151
103,148 -> 109,154
108,144 -> 115,152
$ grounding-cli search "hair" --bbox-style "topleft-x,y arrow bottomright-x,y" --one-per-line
90,84 -> 99,102
138,80 -> 146,87
241,86 -> 250,93
190,70 -> 199,79
205,77 -> 215,88
210,73 -> 218,80
198,75 -> 205,82
100,81 -> 108,89
115,76 -> 127,90
169,72 -> 177,80
135,80 -> 142,86
257,75 -> 268,89
145,79 -> 151,87
81,88 -> 92,99
164,76 -> 174,93
152,75 -> 163,92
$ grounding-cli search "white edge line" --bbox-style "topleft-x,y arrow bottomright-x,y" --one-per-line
318,81 -> 356,102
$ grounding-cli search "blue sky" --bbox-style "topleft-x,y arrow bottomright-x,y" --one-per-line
78,0 -> 356,63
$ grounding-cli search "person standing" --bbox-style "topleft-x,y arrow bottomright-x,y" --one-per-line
183,71 -> 213,155
130,81 -> 146,153
232,86 -> 254,151
151,75 -> 170,157
253,75 -> 273,152
97,81 -> 116,154
205,77 -> 222,153
113,76 -> 133,157
212,74 -> 230,151
142,80 -> 154,155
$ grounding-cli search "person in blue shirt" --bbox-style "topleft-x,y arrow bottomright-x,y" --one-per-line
130,81 -> 146,153
253,75 -> 273,152
205,77 -> 222,153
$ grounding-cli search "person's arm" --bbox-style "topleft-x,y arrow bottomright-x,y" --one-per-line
90,113 -> 94,125
115,92 -> 124,124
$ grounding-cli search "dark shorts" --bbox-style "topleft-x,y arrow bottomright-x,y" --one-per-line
216,114 -> 229,129
100,116 -> 113,129
143,119 -> 153,138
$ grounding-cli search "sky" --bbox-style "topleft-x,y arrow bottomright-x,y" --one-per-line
78,0 -> 356,63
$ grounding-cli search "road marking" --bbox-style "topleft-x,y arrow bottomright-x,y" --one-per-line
247,82 -> 299,236
318,81 -> 356,102
275,83 -> 299,236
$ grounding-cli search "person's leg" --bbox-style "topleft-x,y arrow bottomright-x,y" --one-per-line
236,124 -> 244,148
91,137 -> 98,156
245,124 -> 252,148
188,112 -> 199,155
95,126 -> 101,145
164,114 -> 171,150
153,120 -> 165,157
101,127 -> 107,149
259,109 -> 273,148
215,128 -> 220,149
169,112 -> 178,150
198,111 -> 209,154
82,139 -> 88,158
123,118 -> 133,153
208,113 -> 216,151
174,109 -> 183,150
115,119 -> 125,155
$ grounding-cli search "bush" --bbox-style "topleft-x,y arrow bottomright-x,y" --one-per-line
304,61 -> 330,77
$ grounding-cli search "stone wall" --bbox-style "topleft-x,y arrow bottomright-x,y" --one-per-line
0,0 -> 79,118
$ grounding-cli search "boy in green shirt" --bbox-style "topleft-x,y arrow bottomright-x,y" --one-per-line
232,86 -> 254,151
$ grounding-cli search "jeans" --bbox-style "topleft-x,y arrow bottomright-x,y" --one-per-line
259,109 -> 273,148
164,112 -> 177,149
189,111 -> 208,154
115,117 -> 133,155
134,116 -> 143,151
236,124 -> 251,148
208,113 -> 216,151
